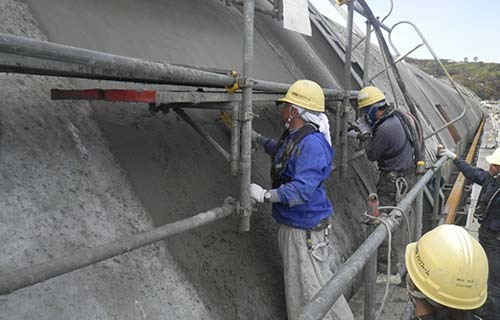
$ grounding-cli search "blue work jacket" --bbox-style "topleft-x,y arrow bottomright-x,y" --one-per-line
454,158 -> 500,231
263,130 -> 334,230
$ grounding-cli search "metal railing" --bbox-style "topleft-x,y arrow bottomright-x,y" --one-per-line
0,197 -> 237,296
387,21 -> 470,140
0,30 -> 359,232
297,156 -> 448,320
350,0 -> 394,52
0,2 -> 480,320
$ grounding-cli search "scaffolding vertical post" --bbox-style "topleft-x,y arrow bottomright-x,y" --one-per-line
432,170 -> 441,228
364,225 -> 377,320
334,101 -> 341,146
239,0 -> 255,232
414,191 -> 424,241
340,0 -> 354,176
231,104 -> 241,176
362,20 -> 372,86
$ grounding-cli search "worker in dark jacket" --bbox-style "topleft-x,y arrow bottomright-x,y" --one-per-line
349,86 -> 417,282
440,146 -> 500,319
406,224 -> 488,320
350,86 -> 416,206
249,80 -> 354,320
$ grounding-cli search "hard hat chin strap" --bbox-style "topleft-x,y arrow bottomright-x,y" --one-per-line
405,274 -> 441,309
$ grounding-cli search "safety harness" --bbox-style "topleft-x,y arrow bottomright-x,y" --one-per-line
372,108 -> 424,170
270,123 -> 332,254
270,123 -> 319,188
306,220 -> 331,257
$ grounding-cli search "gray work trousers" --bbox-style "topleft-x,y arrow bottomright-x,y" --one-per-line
278,224 -> 354,320
376,172 -> 416,274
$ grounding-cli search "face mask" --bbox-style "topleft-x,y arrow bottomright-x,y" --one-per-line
363,105 -> 378,126
406,274 -> 440,310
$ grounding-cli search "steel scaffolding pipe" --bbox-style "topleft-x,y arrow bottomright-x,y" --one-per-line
297,156 -> 448,320
355,1 -> 421,124
0,33 -> 358,100
367,43 -> 424,83
387,21 -> 470,140
0,33 -> 235,88
238,0 -> 255,232
351,0 -> 393,52
340,0 -> 355,176
0,197 -> 236,296
350,1 -> 392,33
231,104 -> 241,176
173,108 -> 231,162
253,79 -> 359,100
362,20 -> 372,86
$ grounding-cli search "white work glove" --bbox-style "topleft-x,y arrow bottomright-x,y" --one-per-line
347,129 -> 359,139
252,129 -> 269,147
356,117 -> 372,135
250,183 -> 267,203
439,148 -> 457,160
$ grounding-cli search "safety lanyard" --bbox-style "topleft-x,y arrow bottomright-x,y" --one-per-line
306,224 -> 331,252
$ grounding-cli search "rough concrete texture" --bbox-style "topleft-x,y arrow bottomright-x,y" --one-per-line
2,0 -> 478,319
0,1 -> 371,319
0,1 -> 218,319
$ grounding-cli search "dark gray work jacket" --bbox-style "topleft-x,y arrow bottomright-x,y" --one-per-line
366,113 -> 415,173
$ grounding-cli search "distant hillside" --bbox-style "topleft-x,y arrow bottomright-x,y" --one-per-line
406,58 -> 500,101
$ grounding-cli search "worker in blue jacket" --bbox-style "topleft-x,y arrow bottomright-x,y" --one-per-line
440,146 -> 500,320
249,80 -> 354,320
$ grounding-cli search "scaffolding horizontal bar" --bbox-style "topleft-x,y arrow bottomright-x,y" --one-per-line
0,33 -> 358,101
0,33 -> 235,88
298,156 -> 448,320
51,88 -> 286,108
51,89 -> 157,103
156,90 -> 283,104
253,79 -> 359,100
0,197 -> 236,296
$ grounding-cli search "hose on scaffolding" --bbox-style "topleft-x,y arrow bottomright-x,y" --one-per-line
396,176 -> 414,241
355,0 -> 423,143
364,211 -> 392,320
365,203 -> 412,320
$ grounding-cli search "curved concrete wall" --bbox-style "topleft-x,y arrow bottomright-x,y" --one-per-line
0,0 -> 483,319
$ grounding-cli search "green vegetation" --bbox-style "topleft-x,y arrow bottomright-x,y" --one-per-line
406,58 -> 500,101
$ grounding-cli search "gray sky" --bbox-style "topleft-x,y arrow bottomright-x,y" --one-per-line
309,0 -> 500,63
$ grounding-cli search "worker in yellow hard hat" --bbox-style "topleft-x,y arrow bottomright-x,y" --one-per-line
405,224 -> 488,320
349,86 -> 419,283
352,86 -> 419,205
249,80 -> 354,320
440,146 -> 500,319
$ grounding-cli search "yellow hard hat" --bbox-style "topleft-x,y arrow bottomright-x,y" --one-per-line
405,224 -> 488,310
357,86 -> 385,109
277,80 -> 325,112
486,147 -> 500,166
